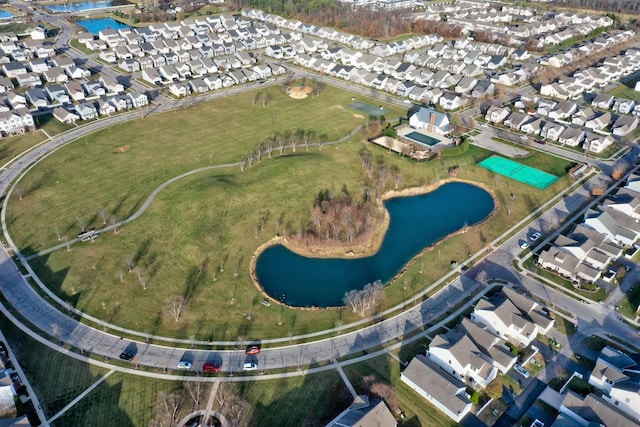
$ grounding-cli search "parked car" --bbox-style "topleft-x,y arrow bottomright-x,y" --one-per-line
529,232 -> 542,242
245,345 -> 261,355
514,364 -> 530,379
203,362 -> 221,373
119,351 -> 134,361
534,139 -> 546,145
243,362 -> 258,371
177,360 -> 192,370
520,241 -> 530,249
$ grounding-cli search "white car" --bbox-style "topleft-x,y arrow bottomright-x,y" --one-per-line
529,232 -> 542,242
177,360 -> 192,370
520,241 -> 530,249
514,364 -> 530,379
243,362 -> 258,371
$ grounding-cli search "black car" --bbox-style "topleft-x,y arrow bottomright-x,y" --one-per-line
119,351 -> 134,361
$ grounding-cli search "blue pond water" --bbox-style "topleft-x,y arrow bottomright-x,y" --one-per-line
46,1 -> 115,13
0,10 -> 14,19
78,17 -> 131,34
255,182 -> 494,307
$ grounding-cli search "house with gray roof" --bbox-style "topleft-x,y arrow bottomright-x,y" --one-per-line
328,395 -> 396,427
401,355 -> 472,423
428,328 -> 498,388
560,391 -> 639,427
612,114 -> 639,136
471,287 -> 554,347
408,107 -> 450,135
583,208 -> 640,246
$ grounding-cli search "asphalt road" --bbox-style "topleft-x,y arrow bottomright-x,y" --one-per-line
0,4 -> 638,380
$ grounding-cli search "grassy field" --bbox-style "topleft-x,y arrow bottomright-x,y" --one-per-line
343,354 -> 456,426
224,371 -> 351,426
6,82 -> 576,340
0,131 -> 47,167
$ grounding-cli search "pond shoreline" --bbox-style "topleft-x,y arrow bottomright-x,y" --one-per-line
248,178 -> 498,309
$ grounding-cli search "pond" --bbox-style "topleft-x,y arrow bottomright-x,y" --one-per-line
255,182 -> 495,307
78,17 -> 131,34
0,10 -> 14,19
46,1 -> 118,13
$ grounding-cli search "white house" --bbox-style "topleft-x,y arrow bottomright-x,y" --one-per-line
408,107 -> 450,135
471,287 -> 554,347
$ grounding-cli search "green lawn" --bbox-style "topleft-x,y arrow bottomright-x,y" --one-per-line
343,355 -> 456,427
226,371 -> 351,426
6,82 -> 576,341
0,131 -> 47,167
607,81 -> 640,102
618,282 -> 640,319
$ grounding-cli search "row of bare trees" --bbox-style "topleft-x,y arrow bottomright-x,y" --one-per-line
241,129 -> 324,171
343,280 -> 384,317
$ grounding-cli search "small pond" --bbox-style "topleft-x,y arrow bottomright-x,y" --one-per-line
46,1 -> 118,13
255,182 -> 495,307
0,10 -> 14,19
78,17 -> 131,34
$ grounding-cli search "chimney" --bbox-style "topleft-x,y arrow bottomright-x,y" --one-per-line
429,112 -> 436,133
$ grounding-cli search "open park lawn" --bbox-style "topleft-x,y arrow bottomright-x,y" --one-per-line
6,84 -> 576,341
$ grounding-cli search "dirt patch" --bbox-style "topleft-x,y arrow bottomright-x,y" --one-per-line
353,114 -> 364,119
287,86 -> 313,99
114,145 -> 130,154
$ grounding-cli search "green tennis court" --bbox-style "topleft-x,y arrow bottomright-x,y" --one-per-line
478,155 -> 559,189
348,101 -> 389,117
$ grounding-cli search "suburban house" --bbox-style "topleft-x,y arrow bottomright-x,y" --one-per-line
585,112 -> 612,130
401,355 -> 472,423
75,102 -> 98,120
457,318 -> 517,374
0,108 -> 34,135
328,395 -> 396,427
470,287 -> 554,347
540,122 -> 565,141
558,126 -> 586,147
408,107 -> 450,135
583,133 -> 614,153
428,329 -> 498,389
52,106 -> 79,124
588,346 -> 640,422
538,224 -> 621,283
504,112 -> 530,130
592,93 -> 615,109
485,105 -> 510,124
559,391 -> 639,426
583,208 -> 640,246
612,115 -> 639,136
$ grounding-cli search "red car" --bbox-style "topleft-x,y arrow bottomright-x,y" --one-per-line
202,362 -> 221,373
245,345 -> 261,355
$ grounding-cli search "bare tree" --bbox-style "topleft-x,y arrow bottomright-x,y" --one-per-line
589,181 -> 608,197
151,391 -> 183,427
250,92 -> 260,106
109,215 -> 121,234
98,205 -> 109,225
261,93 -> 270,107
390,165 -> 402,190
138,276 -> 149,290
226,395 -> 247,427
185,381 -> 206,407
343,281 -> 384,316
116,270 -> 125,283
54,224 -> 63,241
370,382 -> 400,413
76,214 -> 87,233
216,383 -> 231,408
51,323 -> 62,344
133,266 -> 144,280
166,296 -> 186,322
475,270 -> 488,284
123,258 -> 136,273
612,160 -> 630,180
14,186 -> 25,200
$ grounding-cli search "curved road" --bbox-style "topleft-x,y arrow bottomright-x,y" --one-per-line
1,2 -> 639,382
